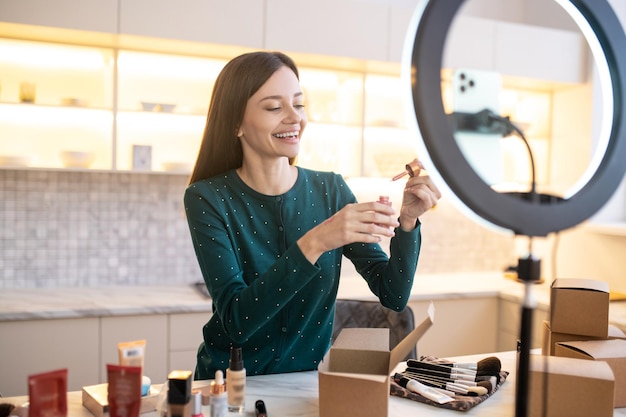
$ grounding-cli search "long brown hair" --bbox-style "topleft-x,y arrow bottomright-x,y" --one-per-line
188,51 -> 300,185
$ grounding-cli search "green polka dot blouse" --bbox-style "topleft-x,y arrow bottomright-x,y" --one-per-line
184,167 -> 421,379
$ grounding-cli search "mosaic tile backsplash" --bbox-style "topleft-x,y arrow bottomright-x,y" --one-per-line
0,169 -> 514,289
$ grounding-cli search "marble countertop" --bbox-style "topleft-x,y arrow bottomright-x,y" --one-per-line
2,272 -> 626,331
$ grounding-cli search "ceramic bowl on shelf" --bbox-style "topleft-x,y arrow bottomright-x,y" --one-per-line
0,154 -> 32,167
162,161 -> 192,173
140,102 -> 177,113
60,151 -> 96,169
60,97 -> 88,107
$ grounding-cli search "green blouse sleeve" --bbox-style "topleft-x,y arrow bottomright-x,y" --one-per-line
184,184 -> 321,344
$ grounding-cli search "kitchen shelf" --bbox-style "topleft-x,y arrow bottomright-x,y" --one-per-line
0,22 -> 590,181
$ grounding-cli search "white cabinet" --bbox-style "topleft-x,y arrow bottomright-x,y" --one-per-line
443,16 -> 587,84
119,0 -> 264,48
0,318 -> 100,397
0,312 -> 209,397
168,312 -> 209,373
497,298 -> 549,352
409,297 -> 499,358
100,315 -> 169,385
494,21 -> 587,84
265,0 -> 389,61
0,0 -> 118,33
443,16 -> 497,71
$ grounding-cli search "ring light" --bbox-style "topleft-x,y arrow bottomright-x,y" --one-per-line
404,0 -> 626,237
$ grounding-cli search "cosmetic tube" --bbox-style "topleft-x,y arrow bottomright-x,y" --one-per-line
28,368 -> 68,417
398,376 -> 454,404
107,364 -> 142,417
227,347 -> 246,412
118,340 -> 146,369
167,370 -> 193,417
210,370 -> 227,417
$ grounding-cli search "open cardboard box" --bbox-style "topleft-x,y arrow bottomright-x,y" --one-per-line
550,278 -> 609,338
541,320 -> 626,356
82,383 -> 159,417
528,354 -> 614,417
555,339 -> 626,408
318,302 -> 434,417
541,321 -> 625,355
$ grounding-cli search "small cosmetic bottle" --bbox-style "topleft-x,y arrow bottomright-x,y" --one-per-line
191,389 -> 204,417
226,347 -> 246,412
210,370 -> 227,417
167,370 -> 193,417
378,195 -> 391,206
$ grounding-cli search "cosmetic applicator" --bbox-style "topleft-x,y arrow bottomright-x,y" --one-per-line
405,360 -> 477,378
413,356 -> 501,373
401,372 -> 489,397
392,158 -> 423,181
394,375 -> 454,404
404,366 -> 476,382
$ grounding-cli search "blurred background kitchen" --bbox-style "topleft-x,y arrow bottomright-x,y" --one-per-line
1,0 -> 624,291
1,0 -> 626,396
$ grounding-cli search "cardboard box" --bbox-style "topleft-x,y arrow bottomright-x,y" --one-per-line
318,302 -> 434,417
542,321 -> 626,355
528,354 -> 614,417
550,278 -> 609,337
556,339 -> 626,407
82,383 -> 159,417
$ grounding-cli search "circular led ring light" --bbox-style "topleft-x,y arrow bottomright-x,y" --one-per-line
408,0 -> 626,237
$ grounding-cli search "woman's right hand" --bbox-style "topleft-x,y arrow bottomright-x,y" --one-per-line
297,201 -> 398,265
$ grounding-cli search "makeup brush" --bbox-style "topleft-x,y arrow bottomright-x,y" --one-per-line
404,366 -> 476,383
413,356 -> 502,373
401,370 -> 476,390
400,372 -> 489,396
405,360 -> 477,378
394,375 -> 455,404
394,374 -> 456,397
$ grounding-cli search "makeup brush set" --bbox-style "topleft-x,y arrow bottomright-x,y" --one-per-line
390,355 -> 509,411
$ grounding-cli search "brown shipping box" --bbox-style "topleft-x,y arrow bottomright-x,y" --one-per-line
555,339 -> 626,408
550,278 -> 609,337
528,354 -> 614,417
541,321 -> 625,355
318,302 -> 434,417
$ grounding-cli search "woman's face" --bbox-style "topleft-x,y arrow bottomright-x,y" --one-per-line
237,66 -> 307,162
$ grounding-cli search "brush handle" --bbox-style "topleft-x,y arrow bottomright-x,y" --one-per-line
402,370 -> 474,389
405,367 -> 476,383
406,359 -> 476,377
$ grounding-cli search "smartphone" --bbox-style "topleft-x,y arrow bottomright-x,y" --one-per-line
451,68 -> 504,186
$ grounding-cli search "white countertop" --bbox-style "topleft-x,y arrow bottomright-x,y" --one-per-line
2,272 -> 626,332
3,350 -> 626,417
0,272 -> 514,320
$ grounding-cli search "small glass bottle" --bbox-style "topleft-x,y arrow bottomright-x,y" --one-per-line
210,370 -> 227,417
378,195 -> 391,206
226,347 -> 246,413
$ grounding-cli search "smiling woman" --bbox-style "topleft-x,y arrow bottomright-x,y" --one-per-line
183,50 -> 441,379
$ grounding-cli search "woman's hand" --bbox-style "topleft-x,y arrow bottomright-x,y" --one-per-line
297,201 -> 399,264
398,174 -> 442,231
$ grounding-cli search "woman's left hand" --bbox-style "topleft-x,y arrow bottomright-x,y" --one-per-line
398,174 -> 441,231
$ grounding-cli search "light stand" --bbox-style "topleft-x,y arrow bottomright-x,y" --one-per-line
515,248 -> 541,417
403,1 -> 626,416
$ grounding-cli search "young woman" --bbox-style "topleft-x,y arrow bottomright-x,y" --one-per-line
184,51 -> 441,378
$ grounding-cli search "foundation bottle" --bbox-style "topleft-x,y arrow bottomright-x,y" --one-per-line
226,346 -> 246,412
